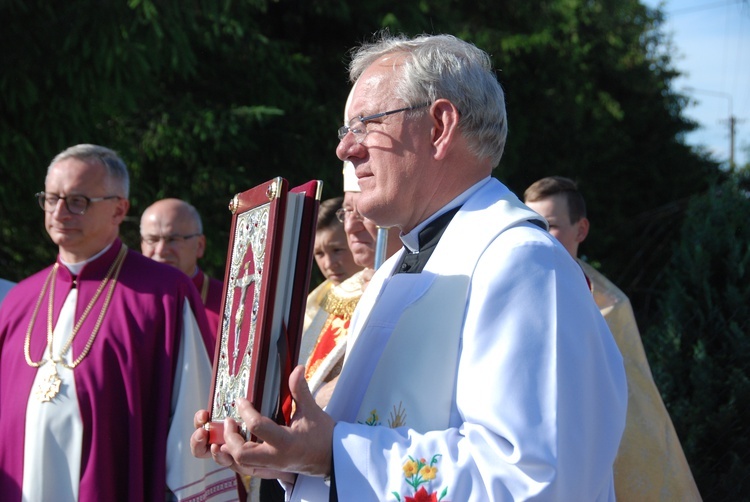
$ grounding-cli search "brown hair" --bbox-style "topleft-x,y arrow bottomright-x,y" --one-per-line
524,176 -> 587,224
317,196 -> 344,231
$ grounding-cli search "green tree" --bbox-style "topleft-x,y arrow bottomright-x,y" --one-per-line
1,0 -> 255,277
644,173 -> 750,499
1,0 -> 720,289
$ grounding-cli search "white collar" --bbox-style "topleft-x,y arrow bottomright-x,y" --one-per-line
399,177 -> 491,253
60,242 -> 114,276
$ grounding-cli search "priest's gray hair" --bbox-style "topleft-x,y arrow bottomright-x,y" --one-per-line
49,144 -> 130,198
347,33 -> 507,168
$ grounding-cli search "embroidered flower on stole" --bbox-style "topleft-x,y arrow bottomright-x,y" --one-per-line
393,454 -> 448,502
360,409 -> 381,426
357,404 -> 445,500
359,402 -> 407,428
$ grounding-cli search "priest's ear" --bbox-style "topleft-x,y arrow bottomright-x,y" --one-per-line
111,197 -> 130,226
196,234 -> 207,259
430,99 -> 461,161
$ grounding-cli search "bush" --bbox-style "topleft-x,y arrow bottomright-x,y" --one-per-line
644,173 -> 750,500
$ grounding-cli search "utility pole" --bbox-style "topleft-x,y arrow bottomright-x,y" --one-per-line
683,86 -> 737,169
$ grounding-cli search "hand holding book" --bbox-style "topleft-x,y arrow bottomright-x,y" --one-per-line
190,365 -> 335,483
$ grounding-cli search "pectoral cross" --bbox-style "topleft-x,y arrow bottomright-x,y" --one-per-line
34,361 -> 62,402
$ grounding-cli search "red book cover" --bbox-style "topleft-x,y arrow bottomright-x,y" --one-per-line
206,177 -> 321,444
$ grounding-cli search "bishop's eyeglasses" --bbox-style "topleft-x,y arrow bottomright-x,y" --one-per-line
36,192 -> 121,215
338,102 -> 431,143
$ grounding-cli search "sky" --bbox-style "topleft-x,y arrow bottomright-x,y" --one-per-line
643,0 -> 750,167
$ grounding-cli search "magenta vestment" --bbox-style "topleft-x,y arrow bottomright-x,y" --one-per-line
0,239 -> 213,501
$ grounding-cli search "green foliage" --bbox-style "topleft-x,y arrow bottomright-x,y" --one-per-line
0,0 -> 337,278
2,0 -> 720,288
0,0 -> 722,301
644,173 -> 750,499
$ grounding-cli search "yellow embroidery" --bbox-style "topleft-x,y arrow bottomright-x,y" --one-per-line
321,273 -> 364,319
393,454 -> 448,502
419,465 -> 438,481
402,459 -> 419,477
388,402 -> 407,428
361,409 -> 380,426
361,402 -> 407,428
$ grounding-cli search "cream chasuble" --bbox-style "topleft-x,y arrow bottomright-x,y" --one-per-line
579,261 -> 701,501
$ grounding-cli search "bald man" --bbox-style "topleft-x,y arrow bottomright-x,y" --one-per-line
141,198 -> 224,342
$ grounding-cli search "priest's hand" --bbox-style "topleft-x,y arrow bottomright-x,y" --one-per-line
190,410 -> 296,483
221,365 -> 335,481
190,409 -> 213,459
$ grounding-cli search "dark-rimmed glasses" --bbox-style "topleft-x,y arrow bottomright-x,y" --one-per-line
36,192 -> 121,215
338,102 -> 431,143
140,234 -> 202,247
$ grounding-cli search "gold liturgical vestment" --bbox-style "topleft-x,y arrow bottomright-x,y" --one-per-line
579,261 -> 701,501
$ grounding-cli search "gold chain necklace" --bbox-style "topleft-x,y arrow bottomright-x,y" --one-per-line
200,270 -> 209,305
24,245 -> 128,402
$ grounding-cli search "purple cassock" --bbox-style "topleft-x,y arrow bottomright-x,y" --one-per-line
0,239 -> 215,501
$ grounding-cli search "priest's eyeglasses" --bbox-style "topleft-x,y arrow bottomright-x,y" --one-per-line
36,192 -> 122,215
335,208 -> 363,223
337,102 -> 431,143
141,234 -> 202,247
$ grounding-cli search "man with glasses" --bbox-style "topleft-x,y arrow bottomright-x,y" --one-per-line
299,195 -> 361,374
0,144 -> 239,501
140,198 -> 224,342
192,33 -> 627,501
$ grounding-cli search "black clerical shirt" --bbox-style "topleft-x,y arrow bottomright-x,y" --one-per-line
394,206 -> 462,275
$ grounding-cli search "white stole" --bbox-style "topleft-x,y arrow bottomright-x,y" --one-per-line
327,181 -> 545,432
291,180 -> 546,501
23,290 -> 83,502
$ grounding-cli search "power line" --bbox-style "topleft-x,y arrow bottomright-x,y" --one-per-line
666,0 -> 748,16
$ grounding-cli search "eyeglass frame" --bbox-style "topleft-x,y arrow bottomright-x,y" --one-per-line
335,207 -> 363,223
36,191 -> 122,216
337,102 -> 431,143
140,233 -> 203,247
